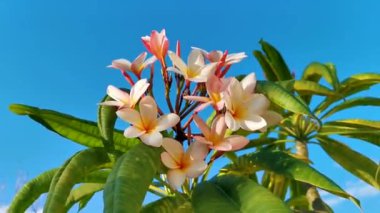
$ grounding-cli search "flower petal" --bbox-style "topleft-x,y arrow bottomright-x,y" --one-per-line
162,138 -> 184,164
183,95 -> 210,103
132,52 -> 147,67
261,110 -> 283,126
248,94 -> 270,114
193,114 -> 210,138
225,111 -> 239,131
188,49 -> 205,70
107,85 -> 131,105
116,108 -> 142,128
140,131 -> 163,147
225,135 -> 249,151
241,73 -> 256,94
99,101 -> 123,107
240,114 -> 267,131
187,142 -> 209,160
193,136 -> 213,145
139,96 -> 158,127
189,62 -> 217,82
168,51 -> 188,74
210,141 -> 232,151
142,56 -> 157,67
185,160 -> 207,178
156,113 -> 180,131
108,59 -> 131,71
130,79 -> 150,105
124,126 -> 145,138
167,169 -> 186,189
161,152 -> 180,169
211,115 -> 226,139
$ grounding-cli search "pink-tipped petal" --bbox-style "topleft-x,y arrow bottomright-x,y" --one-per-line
185,160 -> 207,178
107,85 -> 131,104
162,138 -> 184,164
193,136 -> 213,145
130,79 -> 150,105
156,113 -> 180,131
241,73 -> 256,94
124,126 -> 145,138
167,169 -> 186,189
211,115 -> 227,139
142,56 -> 157,67
161,152 -> 180,169
132,52 -> 147,67
225,135 -> 249,151
193,114 -> 211,138
187,142 -> 209,160
140,131 -> 163,147
139,96 -> 158,126
116,108 -> 142,127
108,59 -> 131,71
211,142 -> 233,151
225,111 -> 239,131
194,102 -> 212,113
183,95 -> 210,103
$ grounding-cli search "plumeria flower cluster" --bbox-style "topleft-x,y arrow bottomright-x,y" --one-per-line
102,29 -> 282,189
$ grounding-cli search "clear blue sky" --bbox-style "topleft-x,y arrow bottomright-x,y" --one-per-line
1,0 -> 379,212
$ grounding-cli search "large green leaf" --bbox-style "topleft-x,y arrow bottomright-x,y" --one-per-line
253,51 -> 277,81
98,95 -> 118,152
259,40 -> 293,81
255,81 -> 315,118
301,62 -> 339,90
141,196 -> 193,213
318,136 -> 380,189
9,104 -> 139,152
7,169 -> 58,213
192,174 -> 291,213
319,121 -> 380,146
279,80 -> 336,96
246,149 -> 360,207
103,143 -> 161,213
65,183 -> 104,211
44,148 -> 110,212
321,97 -> 380,119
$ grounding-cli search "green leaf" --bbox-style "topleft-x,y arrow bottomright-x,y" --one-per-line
247,149 -> 360,207
8,169 -> 58,213
65,183 -> 104,211
319,121 -> 380,146
279,80 -> 336,96
192,174 -> 291,213
141,196 -> 193,213
98,95 -> 118,152
302,62 -> 339,90
44,148 -> 110,213
340,73 -> 380,94
103,143 -> 161,213
253,51 -> 278,81
255,81 -> 315,118
9,104 -> 139,152
259,40 -> 293,81
321,97 -> 380,119
318,136 -> 380,189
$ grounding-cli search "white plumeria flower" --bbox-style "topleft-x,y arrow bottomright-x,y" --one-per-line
192,47 -> 247,65
193,114 -> 248,151
116,96 -> 180,147
161,138 -> 208,189
108,52 -> 156,77
223,73 -> 268,131
100,79 -> 150,109
167,49 -> 217,82
184,74 -> 231,112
